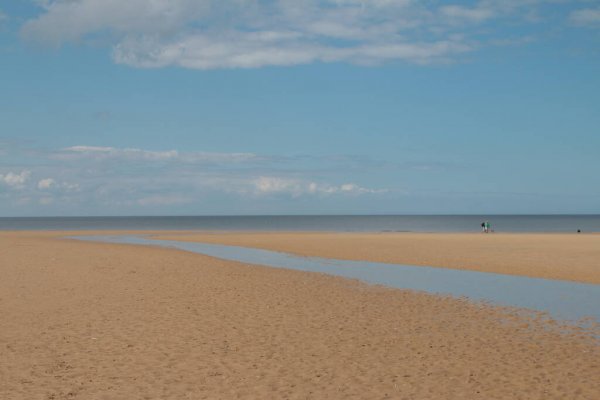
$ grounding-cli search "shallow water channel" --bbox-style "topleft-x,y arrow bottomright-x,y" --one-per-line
73,235 -> 600,325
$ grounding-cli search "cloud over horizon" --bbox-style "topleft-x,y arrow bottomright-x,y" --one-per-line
57,146 -> 263,164
19,0 -> 576,69
251,176 -> 387,197
0,171 -> 31,188
0,144 -> 390,214
37,178 -> 56,190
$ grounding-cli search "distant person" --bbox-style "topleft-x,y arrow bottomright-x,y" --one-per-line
577,229 -> 581,233
483,221 -> 490,233
481,222 -> 486,233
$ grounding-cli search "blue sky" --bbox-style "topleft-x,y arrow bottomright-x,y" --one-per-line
1,0 -> 599,216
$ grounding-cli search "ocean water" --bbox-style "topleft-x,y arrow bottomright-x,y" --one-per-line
1,215 -> 600,232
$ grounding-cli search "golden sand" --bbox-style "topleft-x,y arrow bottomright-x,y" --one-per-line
154,232 -> 600,284
1,231 -> 599,399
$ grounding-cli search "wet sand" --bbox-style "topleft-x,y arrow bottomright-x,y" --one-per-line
1,231 -> 599,399
154,232 -> 600,284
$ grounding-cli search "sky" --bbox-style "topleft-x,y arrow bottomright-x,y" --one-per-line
1,0 -> 599,216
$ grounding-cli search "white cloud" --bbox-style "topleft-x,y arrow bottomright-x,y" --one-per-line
439,5 -> 495,23
66,145 -> 113,152
58,145 -> 259,164
0,143 -> 395,213
339,183 -> 385,194
61,182 -> 81,192
62,145 -> 179,161
37,178 -> 56,190
253,177 -> 307,197
20,0 -> 549,69
36,177 -> 79,192
114,34 -> 472,69
252,176 -> 385,197
0,171 -> 31,188
21,0 -> 211,45
569,8 -> 600,27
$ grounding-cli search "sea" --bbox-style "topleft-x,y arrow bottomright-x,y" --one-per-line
1,215 -> 599,232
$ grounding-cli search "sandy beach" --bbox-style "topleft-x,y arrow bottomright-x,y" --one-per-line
1,231 -> 599,399
154,232 -> 600,284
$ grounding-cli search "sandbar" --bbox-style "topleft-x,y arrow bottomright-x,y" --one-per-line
154,232 -> 600,284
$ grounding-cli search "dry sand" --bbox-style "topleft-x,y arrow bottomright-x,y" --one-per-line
1,231 -> 599,399
154,232 -> 600,284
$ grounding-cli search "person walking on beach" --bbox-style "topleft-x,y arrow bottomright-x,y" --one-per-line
481,222 -> 486,233
482,221 -> 490,233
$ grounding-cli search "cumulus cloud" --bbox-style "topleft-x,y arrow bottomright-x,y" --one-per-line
37,178 -> 56,190
569,8 -> 600,27
252,176 -> 385,197
19,0 -> 550,69
0,171 -> 31,188
253,177 -> 306,197
36,177 -> 79,192
0,143 -> 392,214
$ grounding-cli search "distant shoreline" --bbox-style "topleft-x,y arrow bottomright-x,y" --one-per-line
1,214 -> 599,232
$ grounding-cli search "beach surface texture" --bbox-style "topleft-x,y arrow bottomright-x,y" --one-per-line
154,232 -> 600,284
1,231 -> 599,399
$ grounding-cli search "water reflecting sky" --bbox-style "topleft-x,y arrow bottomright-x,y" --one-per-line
73,235 -> 600,325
